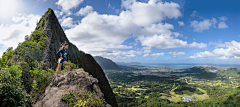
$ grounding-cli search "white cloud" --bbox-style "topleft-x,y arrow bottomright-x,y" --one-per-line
190,19 -> 213,32
121,0 -> 182,26
137,34 -> 207,49
189,42 -> 207,48
75,5 -> 93,16
211,18 -> 217,28
38,0 -> 47,2
97,50 -> 144,60
234,56 -> 240,60
168,52 -> 185,56
55,0 -> 84,12
190,11 -> 198,17
54,10 -> 64,18
218,22 -> 228,29
0,14 -> 40,48
218,16 -> 228,21
142,23 -> 174,36
209,41 -> 225,48
137,34 -> 188,49
143,53 -> 149,57
66,0 -> 183,56
178,21 -> 184,26
212,47 -> 240,57
217,56 -> 229,60
190,16 -> 228,32
61,17 -> 76,28
189,51 -> 214,58
0,51 -> 3,57
196,41 -> 240,60
143,52 -> 164,58
150,53 -> 164,58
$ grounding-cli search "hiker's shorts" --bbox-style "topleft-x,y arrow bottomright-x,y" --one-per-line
57,58 -> 64,64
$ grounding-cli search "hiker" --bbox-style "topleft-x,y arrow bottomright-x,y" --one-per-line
56,41 -> 70,79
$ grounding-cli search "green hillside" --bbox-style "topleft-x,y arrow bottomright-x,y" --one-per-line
94,56 -> 122,70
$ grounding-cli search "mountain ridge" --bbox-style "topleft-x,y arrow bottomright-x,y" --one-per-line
94,56 -> 122,70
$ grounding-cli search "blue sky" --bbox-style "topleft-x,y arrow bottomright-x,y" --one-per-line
0,0 -> 240,64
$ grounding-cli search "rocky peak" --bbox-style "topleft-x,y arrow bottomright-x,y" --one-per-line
34,69 -> 112,107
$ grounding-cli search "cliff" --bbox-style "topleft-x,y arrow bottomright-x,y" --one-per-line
94,56 -> 122,70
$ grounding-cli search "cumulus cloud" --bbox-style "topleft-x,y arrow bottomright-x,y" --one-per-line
137,34 -> 188,49
218,16 -> 228,21
55,0 -> 84,12
190,11 -> 198,17
178,21 -> 184,26
0,14 -> 40,48
121,0 -> 182,26
168,52 -> 185,56
217,56 -> 229,60
190,16 -> 229,32
189,42 -> 207,48
137,34 -> 207,49
142,23 -> 174,36
98,50 -> 145,60
65,0 -> 184,59
75,5 -> 93,16
150,53 -> 164,58
143,54 -> 149,57
190,18 -> 217,32
218,22 -> 228,29
189,51 -> 214,58
61,17 -> 76,28
192,41 -> 240,60
143,53 -> 164,58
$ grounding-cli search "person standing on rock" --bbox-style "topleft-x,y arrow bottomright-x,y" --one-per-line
56,41 -> 71,79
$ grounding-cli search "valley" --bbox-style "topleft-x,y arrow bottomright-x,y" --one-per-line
105,65 -> 240,106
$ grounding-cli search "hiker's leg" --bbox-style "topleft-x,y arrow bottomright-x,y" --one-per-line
63,61 -> 71,72
56,63 -> 62,79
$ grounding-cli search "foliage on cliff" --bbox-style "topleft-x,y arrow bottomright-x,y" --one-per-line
94,56 -> 122,70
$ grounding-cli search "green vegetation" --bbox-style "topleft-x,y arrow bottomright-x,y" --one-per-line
0,50 -> 32,107
29,63 -> 55,102
94,56 -> 121,70
62,89 -> 104,107
217,67 -> 240,78
106,66 -> 240,107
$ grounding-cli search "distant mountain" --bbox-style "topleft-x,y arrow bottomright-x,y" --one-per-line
217,67 -> 240,78
94,56 -> 122,70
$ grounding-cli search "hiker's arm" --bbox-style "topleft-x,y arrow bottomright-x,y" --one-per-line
56,49 -> 62,58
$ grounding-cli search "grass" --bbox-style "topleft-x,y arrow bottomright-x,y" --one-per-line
159,84 -> 209,103
126,87 -> 147,91
62,89 -> 104,107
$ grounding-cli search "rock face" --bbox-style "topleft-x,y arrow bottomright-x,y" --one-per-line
34,70 -> 112,107
94,56 -> 122,70
34,8 -> 117,106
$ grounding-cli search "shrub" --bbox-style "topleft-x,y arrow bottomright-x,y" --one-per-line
30,63 -> 54,102
19,61 -> 33,93
62,89 -> 104,107
0,65 -> 32,107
